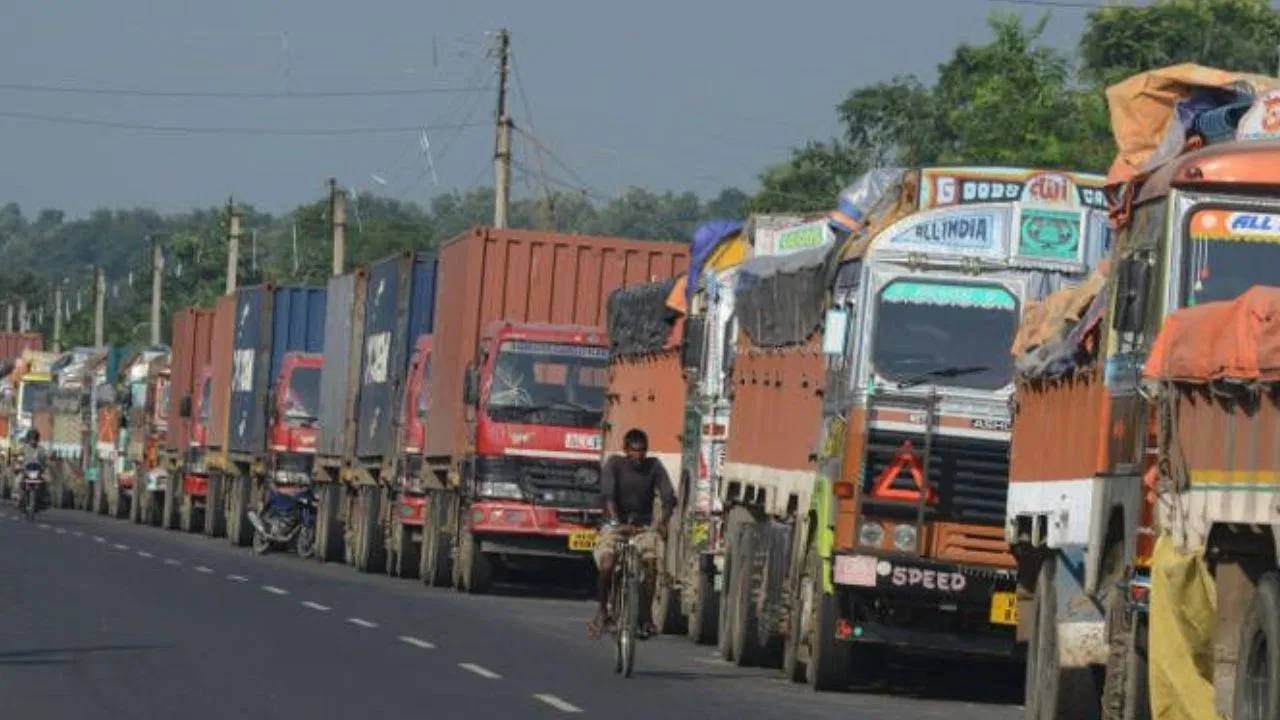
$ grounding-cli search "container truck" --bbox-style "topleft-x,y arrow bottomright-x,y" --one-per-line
416,227 -> 688,593
705,167 -> 1109,692
199,294 -> 237,537
1006,80 -> 1280,719
164,307 -> 215,532
205,285 -> 326,547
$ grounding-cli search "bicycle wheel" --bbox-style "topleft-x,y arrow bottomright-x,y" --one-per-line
613,561 -> 626,674
621,547 -> 640,678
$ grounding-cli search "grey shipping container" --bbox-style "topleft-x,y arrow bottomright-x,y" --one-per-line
317,269 -> 367,461
228,285 -> 326,456
355,251 -> 437,464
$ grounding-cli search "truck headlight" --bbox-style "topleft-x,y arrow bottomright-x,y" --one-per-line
858,520 -> 884,548
477,480 -> 524,500
892,523 -> 918,552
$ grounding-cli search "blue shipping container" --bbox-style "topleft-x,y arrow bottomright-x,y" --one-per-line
355,251 -> 437,462
229,285 -> 326,455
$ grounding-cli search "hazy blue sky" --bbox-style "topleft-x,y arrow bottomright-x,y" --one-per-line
1,0 -> 1102,216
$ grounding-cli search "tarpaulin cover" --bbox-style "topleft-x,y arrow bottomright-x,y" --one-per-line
607,277 -> 682,357
735,241 -> 834,347
1106,63 -> 1280,186
1144,286 -> 1280,382
1012,264 -> 1110,380
1149,534 -> 1218,720
686,220 -> 744,303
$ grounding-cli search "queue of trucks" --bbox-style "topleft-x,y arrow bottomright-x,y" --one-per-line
3,62 -> 1279,720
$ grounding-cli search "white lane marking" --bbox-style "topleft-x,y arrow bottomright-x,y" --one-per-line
301,601 -> 331,612
55,528 -> 66,534
398,635 -> 435,650
113,543 -> 130,550
72,530 -> 84,537
262,585 -> 290,596
38,523 -> 50,529
226,574 -> 248,582
137,551 -> 154,559
458,663 -> 501,679
164,558 -> 182,566
93,535 -> 106,543
194,566 -> 214,574
533,694 -> 583,713
346,617 -> 378,629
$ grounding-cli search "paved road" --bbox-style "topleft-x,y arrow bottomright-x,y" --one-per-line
0,507 -> 1025,719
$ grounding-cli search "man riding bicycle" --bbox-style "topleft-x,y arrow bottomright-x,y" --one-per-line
591,428 -> 675,638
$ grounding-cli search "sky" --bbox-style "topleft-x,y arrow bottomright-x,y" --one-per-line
0,0 -> 1103,217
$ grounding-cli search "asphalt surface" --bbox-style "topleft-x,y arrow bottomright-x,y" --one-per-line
0,506 -> 1026,719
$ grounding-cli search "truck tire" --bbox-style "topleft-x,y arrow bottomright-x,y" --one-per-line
226,474 -> 253,547
455,530 -> 492,594
1026,553 -> 1101,720
204,472 -> 226,538
420,491 -> 453,587
1102,579 -> 1150,720
387,518 -> 420,580
352,486 -> 386,573
1234,572 -> 1280,720
128,483 -> 142,523
718,544 -> 737,662
179,489 -> 202,533
653,519 -> 687,636
161,474 -> 180,530
687,563 -> 719,645
315,483 -> 343,563
783,536 -> 849,690
731,523 -> 764,667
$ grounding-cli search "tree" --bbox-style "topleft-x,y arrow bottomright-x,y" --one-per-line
753,141 -> 863,213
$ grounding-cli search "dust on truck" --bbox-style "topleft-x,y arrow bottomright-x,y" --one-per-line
1005,68 -> 1280,720
711,167 -> 1108,688
417,227 -> 688,593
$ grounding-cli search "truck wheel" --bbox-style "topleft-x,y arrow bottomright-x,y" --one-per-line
179,490 -> 202,533
204,472 -> 226,538
1102,578 -> 1150,720
387,519 -> 420,579
455,530 -> 492,594
352,486 -> 386,573
717,545 -> 737,662
420,492 -> 453,587
128,484 -> 141,523
785,538 -> 848,690
1234,573 -> 1280,720
653,579 -> 684,636
315,483 -> 343,563
731,524 -> 764,667
1027,553 -> 1101,720
687,564 -> 719,645
161,474 -> 180,530
226,474 -> 253,547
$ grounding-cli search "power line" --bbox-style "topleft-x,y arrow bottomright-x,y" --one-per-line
985,0 -> 1101,8
0,110 -> 488,136
0,80 -> 493,99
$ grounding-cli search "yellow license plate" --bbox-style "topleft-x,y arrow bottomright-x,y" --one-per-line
568,530 -> 598,552
989,591 -> 1018,626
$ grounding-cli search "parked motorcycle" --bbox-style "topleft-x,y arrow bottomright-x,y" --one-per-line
19,462 -> 47,521
247,483 -> 317,558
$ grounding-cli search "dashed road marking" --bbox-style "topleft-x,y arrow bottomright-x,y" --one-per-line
346,617 -> 378,629
38,523 -> 50,529
72,531 -> 84,537
458,663 -> 501,679
533,694 -> 583,713
226,574 -> 248,582
262,585 -> 290,596
194,566 -> 214,574
398,635 -> 435,650
164,558 -> 182,566
55,528 -> 66,534
113,543 -> 130,551
301,601 -> 331,612
137,551 -> 154,559
93,535 -> 106,543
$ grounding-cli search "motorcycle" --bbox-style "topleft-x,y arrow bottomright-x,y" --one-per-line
19,462 -> 47,521
247,483 -> 317,558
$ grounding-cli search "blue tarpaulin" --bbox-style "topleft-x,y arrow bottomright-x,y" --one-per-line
686,219 -> 744,303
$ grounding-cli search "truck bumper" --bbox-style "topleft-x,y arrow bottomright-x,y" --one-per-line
469,500 -> 600,561
832,551 -> 1019,659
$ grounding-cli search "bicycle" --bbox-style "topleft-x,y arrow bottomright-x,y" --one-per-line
609,524 -> 646,678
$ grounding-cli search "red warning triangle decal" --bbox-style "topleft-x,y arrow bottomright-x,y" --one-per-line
870,440 -> 937,503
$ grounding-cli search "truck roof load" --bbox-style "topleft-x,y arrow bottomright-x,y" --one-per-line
1144,285 -> 1280,383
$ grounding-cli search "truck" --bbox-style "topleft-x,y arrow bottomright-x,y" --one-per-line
416,227 -> 688,593
310,253 -> 436,576
705,167 -> 1109,692
164,307 -> 215,532
1005,76 -> 1280,720
204,285 -> 326,548
46,348 -> 99,509
108,348 -> 171,524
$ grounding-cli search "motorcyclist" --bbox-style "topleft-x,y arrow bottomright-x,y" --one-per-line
17,429 -> 47,510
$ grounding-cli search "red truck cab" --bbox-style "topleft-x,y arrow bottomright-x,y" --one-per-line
395,335 -> 433,527
184,365 -> 213,500
461,321 -> 609,570
268,352 -> 322,483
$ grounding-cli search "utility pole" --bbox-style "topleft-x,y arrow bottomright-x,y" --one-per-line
226,197 -> 241,294
4,302 -> 12,332
94,266 -> 106,349
492,28 -> 512,229
52,283 -> 63,352
18,298 -> 27,333
329,178 -> 346,276
150,235 -> 164,347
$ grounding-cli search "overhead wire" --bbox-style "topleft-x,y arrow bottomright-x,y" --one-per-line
0,110 -> 488,136
0,80 -> 492,99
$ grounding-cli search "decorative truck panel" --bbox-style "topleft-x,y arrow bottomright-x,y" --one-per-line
1008,368 -> 1110,483
207,294 -> 237,452
317,269 -> 367,461
166,307 -> 214,453
425,227 -> 689,463
356,252 -> 437,463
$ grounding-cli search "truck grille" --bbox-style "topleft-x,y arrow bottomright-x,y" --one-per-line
862,430 -> 1009,526
516,458 -> 601,510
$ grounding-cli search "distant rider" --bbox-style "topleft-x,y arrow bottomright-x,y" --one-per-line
591,428 -> 675,638
17,429 -> 47,507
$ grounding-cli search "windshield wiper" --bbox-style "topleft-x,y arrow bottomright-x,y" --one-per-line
895,365 -> 989,389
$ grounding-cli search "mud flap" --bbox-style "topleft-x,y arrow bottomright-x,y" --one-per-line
1054,546 -> 1108,669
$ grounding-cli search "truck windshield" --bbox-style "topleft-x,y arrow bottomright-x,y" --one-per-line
871,280 -> 1017,391
21,381 -> 52,414
284,367 -> 321,423
486,341 -> 608,426
1182,207 -> 1280,307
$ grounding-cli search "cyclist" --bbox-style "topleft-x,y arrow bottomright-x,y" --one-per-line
590,428 -> 675,639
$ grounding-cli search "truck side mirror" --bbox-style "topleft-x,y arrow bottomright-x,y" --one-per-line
1112,256 -> 1151,335
179,395 -> 192,418
463,365 -> 479,406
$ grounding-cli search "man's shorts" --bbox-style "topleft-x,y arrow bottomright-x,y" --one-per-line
593,525 -> 661,568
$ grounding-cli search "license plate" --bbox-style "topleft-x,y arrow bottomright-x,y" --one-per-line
568,530 -> 598,552
989,591 -> 1018,626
